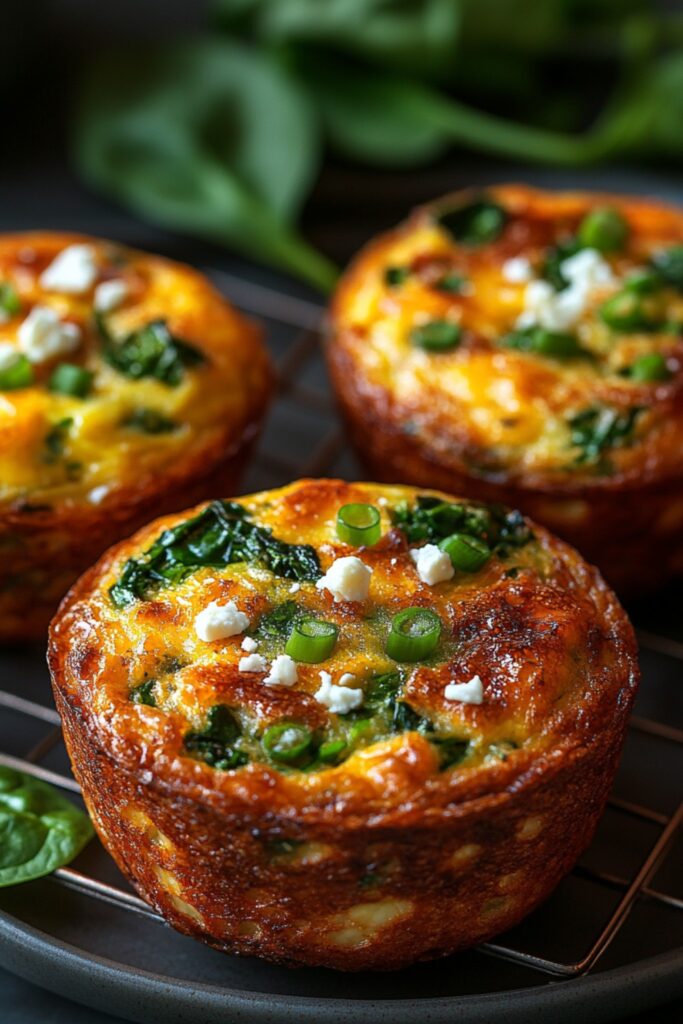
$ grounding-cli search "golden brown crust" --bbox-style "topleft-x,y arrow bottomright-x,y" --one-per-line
0,232 -> 272,639
49,479 -> 639,970
327,185 -> 683,592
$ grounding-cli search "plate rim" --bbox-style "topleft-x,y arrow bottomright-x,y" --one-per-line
1,907 -> 682,1024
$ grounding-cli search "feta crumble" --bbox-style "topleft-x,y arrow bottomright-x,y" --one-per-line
40,244 -> 98,294
94,278 -> 129,312
263,654 -> 298,687
517,248 -> 616,332
289,581 -> 301,594
316,556 -> 372,603
238,653 -> 268,673
410,544 -> 454,585
194,600 -> 249,642
0,343 -> 20,371
315,671 -> 364,714
444,675 -> 484,705
502,256 -> 534,283
18,306 -> 81,363
241,636 -> 258,653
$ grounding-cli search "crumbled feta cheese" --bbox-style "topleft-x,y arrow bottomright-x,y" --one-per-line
338,672 -> 357,687
444,675 -> 484,705
502,256 -> 534,283
315,671 -> 364,714
517,247 -> 616,332
410,544 -> 454,585
18,306 -> 81,364
40,244 -> 98,294
289,582 -> 301,594
94,278 -> 129,312
238,653 -> 268,673
194,600 -> 249,642
241,636 -> 258,653
87,485 -> 110,505
316,556 -> 372,603
263,654 -> 298,687
0,343 -> 19,370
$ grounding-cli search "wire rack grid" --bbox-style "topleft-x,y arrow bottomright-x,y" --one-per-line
0,269 -> 681,988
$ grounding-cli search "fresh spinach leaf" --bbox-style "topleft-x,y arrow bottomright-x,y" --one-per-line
184,705 -> 248,770
110,500 -> 321,606
0,765 -> 93,887
73,39 -> 337,292
96,315 -> 204,387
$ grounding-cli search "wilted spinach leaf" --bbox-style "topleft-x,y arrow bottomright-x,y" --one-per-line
184,705 -> 248,770
568,405 -> 644,466
96,314 -> 204,387
391,495 -> 532,553
110,500 -> 321,606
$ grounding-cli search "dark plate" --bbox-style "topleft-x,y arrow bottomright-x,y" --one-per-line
0,272 -> 681,1024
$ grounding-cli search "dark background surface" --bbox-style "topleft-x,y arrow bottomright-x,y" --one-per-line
2,1 -> 682,1021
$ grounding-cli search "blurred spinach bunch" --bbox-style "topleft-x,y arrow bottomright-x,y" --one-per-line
73,0 -> 683,291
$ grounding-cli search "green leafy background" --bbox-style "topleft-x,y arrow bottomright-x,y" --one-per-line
72,0 -> 683,291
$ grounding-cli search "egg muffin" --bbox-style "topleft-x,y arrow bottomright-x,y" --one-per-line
0,232 -> 271,640
49,478 -> 638,971
328,185 -> 683,593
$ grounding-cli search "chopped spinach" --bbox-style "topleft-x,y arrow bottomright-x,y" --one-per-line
568,405 -> 644,466
183,704 -> 248,770
390,495 -> 532,555
123,408 -> 178,434
110,500 -> 321,606
436,196 -> 508,246
0,282 -> 21,318
651,245 -> 683,292
253,601 -> 300,642
130,680 -> 158,707
384,265 -> 409,287
43,418 -> 74,464
96,314 -> 205,386
541,237 -> 582,291
0,765 -> 93,887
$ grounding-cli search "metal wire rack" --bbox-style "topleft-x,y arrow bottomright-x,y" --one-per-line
0,270 -> 681,988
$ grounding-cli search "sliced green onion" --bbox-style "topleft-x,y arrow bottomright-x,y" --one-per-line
285,617 -> 338,663
439,533 -> 491,572
627,353 -> 672,382
652,245 -> 683,291
262,722 -> 313,763
438,198 -> 508,246
434,272 -> 466,294
318,738 -> 347,763
599,289 -> 661,332
384,266 -> 409,288
386,607 -> 441,662
502,326 -> 583,359
0,353 -> 33,391
49,363 -> 94,398
625,269 -> 662,295
0,282 -> 21,317
410,320 -> 461,352
577,207 -> 629,253
336,503 -> 381,546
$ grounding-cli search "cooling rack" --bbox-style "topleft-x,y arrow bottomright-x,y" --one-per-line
0,269 -> 681,1024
